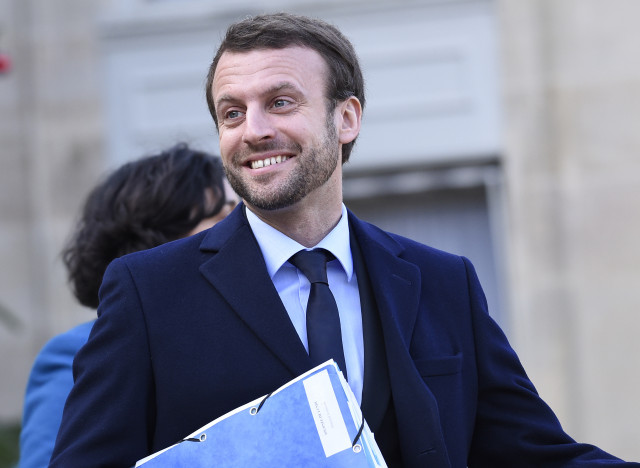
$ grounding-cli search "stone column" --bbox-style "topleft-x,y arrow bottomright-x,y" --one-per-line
499,0 -> 640,460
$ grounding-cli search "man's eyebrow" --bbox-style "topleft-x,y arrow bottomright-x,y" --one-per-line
215,94 -> 238,110
215,82 -> 300,110
265,82 -> 299,95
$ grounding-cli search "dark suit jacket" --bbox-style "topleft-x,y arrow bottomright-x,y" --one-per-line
50,205 -> 636,467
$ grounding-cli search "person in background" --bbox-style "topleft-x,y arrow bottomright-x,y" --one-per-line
18,143 -> 235,468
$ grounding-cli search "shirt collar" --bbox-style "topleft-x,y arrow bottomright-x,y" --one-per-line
246,204 -> 353,280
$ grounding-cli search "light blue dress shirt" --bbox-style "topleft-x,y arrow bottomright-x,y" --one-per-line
246,204 -> 364,403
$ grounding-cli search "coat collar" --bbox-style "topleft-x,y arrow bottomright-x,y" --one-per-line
198,204 -> 312,377
346,210 -> 421,344
200,205 -> 423,347
198,204 -> 447,465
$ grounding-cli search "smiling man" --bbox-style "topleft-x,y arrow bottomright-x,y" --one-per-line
213,46 -> 352,227
49,13 -> 638,468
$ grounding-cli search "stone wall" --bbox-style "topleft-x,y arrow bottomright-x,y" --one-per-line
0,0 -> 107,419
500,0 -> 640,460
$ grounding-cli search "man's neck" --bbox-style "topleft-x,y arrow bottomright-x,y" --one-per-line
246,199 -> 343,248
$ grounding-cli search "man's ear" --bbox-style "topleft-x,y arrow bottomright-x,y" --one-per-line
337,96 -> 362,145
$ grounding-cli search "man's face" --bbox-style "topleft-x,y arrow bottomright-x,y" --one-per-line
211,46 -> 341,212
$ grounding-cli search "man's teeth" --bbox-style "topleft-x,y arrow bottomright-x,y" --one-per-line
250,155 -> 289,169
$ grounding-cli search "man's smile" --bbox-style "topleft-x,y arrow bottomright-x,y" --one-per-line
250,155 -> 290,169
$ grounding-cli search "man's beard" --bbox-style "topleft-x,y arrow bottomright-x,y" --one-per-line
224,114 -> 340,211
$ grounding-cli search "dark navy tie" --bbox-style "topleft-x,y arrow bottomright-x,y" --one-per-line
289,248 -> 347,379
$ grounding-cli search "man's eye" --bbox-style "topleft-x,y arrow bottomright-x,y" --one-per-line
226,110 -> 241,119
273,99 -> 289,109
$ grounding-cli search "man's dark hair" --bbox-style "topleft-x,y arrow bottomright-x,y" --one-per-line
62,143 -> 227,309
205,12 -> 365,163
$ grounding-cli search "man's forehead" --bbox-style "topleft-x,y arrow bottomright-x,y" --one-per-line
214,46 -> 326,79
212,46 -> 328,98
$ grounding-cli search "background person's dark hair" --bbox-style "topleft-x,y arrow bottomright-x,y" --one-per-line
205,12 -> 365,164
62,143 -> 227,309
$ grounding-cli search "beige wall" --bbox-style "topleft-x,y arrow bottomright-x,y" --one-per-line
1,0 -> 638,461
500,0 -> 640,460
0,0 -> 107,418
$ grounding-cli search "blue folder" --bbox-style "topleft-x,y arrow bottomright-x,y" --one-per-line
135,361 -> 386,467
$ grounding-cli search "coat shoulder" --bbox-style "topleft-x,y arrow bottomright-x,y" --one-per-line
349,211 -> 467,272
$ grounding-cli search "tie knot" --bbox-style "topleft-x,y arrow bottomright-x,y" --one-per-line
289,249 -> 333,284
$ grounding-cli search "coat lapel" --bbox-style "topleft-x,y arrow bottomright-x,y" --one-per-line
349,211 -> 452,467
198,205 -> 312,377
351,229 -> 390,434
348,210 -> 421,346
199,206 -> 451,464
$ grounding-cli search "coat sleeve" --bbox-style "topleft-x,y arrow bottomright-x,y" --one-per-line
19,322 -> 92,468
49,258 -> 156,468
463,257 -> 638,467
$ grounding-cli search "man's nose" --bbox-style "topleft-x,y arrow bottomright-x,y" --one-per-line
242,108 -> 275,145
